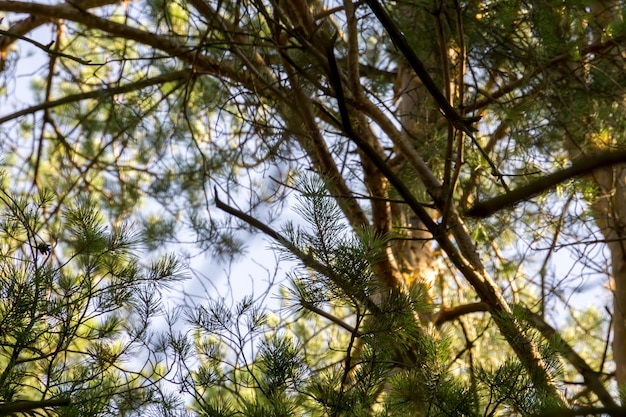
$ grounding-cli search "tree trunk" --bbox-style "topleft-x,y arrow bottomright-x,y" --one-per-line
575,0 -> 626,388
392,63 -> 440,301
590,164 -> 626,387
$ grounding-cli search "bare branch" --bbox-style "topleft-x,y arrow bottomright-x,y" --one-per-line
0,70 -> 192,124
0,28 -> 95,64
467,150 -> 626,218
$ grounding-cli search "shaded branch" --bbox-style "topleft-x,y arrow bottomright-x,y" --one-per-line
213,188 -> 382,315
363,0 -> 480,133
467,150 -> 626,218
0,399 -> 70,416
0,70 -> 192,124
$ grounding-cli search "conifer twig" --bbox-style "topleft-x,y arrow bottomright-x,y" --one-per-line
213,187 -> 382,315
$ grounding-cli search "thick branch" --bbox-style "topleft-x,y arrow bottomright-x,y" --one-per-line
467,150 -> 626,218
433,302 -> 489,326
326,41 -> 566,405
0,399 -> 70,415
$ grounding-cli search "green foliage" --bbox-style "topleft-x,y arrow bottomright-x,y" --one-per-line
0,0 -> 624,415
182,178 -> 577,416
0,183 -> 185,416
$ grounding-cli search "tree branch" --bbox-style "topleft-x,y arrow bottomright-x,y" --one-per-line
300,299 -> 358,335
0,70 -> 191,124
0,28 -> 94,64
433,301 -> 616,407
326,39 -> 567,405
0,399 -> 70,416
433,302 -> 489,326
467,150 -> 626,218
466,34 -> 626,113
0,0 -> 121,60
213,187 -> 382,315
523,307 -> 616,408
363,0 -> 480,133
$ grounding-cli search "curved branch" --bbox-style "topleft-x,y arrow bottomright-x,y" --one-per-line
0,70 -> 191,124
433,302 -> 489,326
524,308 -> 616,408
467,150 -> 626,218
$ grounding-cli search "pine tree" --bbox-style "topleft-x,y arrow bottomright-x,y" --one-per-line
0,179 -> 185,416
0,0 -> 624,415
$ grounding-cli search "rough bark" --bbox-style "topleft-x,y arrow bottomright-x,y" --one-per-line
576,0 -> 626,389
392,63 -> 439,294
590,164 -> 626,387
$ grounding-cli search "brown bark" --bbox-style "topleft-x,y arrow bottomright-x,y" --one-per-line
392,64 -> 439,293
574,0 -> 626,389
325,11 -> 567,403
590,164 -> 626,387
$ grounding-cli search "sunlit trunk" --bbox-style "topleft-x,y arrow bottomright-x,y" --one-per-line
590,165 -> 626,386
392,63 -> 440,304
579,0 -> 626,388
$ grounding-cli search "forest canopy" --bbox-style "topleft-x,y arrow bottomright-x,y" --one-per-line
0,0 -> 624,416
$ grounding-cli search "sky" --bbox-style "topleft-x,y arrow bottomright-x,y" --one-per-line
0,2 -> 613,340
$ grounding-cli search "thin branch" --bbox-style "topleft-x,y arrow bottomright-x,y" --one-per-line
466,34 -> 626,112
524,307 -> 616,408
0,0 -> 121,58
300,299 -> 358,335
213,188 -> 381,315
0,29 -> 95,65
0,70 -> 192,125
